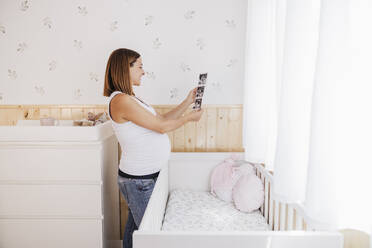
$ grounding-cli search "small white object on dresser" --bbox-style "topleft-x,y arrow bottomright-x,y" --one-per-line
0,120 -> 120,248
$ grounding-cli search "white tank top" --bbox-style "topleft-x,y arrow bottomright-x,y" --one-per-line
107,91 -> 171,176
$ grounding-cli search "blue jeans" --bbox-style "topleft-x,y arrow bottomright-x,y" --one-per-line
117,175 -> 158,248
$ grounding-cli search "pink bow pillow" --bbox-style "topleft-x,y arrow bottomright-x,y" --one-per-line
232,174 -> 264,213
210,158 -> 237,203
210,154 -> 254,203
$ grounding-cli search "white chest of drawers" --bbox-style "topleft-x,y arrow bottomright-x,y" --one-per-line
0,120 -> 120,248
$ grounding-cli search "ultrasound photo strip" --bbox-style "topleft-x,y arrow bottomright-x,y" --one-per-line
193,88 -> 204,109
196,85 -> 205,98
193,73 -> 208,110
199,73 -> 207,85
193,98 -> 203,109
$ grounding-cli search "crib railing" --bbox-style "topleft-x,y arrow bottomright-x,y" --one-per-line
252,163 -> 317,232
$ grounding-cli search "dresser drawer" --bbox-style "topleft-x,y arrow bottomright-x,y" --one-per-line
0,219 -> 103,248
0,184 -> 102,217
0,147 -> 102,181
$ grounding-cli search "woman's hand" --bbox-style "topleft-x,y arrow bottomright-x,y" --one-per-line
187,108 -> 204,122
185,87 -> 197,105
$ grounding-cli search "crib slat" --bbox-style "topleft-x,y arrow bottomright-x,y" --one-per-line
303,220 -> 307,231
274,201 -> 280,231
296,209 -> 303,230
257,170 -> 261,212
287,205 -> 294,230
259,172 -> 263,213
280,203 -> 286,230
269,184 -> 274,230
264,179 -> 269,222
260,175 -> 265,214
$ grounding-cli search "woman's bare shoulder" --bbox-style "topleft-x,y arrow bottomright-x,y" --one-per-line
110,93 -> 133,123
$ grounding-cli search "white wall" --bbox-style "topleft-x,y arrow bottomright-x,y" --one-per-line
0,0 -> 247,105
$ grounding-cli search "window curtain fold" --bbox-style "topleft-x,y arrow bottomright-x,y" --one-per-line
305,0 -> 372,233
272,0 -> 321,203
243,0 -> 278,169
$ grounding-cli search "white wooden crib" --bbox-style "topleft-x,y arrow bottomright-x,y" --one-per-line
133,152 -> 343,248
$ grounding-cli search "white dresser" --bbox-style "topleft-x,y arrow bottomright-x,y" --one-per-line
0,120 -> 120,248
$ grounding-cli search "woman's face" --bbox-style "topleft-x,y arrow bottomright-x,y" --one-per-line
129,57 -> 145,86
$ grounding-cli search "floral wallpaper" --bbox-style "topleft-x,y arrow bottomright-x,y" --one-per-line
0,0 -> 247,104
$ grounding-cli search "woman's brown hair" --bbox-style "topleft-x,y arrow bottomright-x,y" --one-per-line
103,48 -> 141,97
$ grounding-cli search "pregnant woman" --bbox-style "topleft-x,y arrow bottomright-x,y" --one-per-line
103,48 -> 204,248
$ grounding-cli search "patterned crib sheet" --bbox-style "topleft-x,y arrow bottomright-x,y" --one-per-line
161,189 -> 269,231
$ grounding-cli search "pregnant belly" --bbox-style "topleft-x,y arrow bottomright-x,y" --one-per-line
123,133 -> 171,161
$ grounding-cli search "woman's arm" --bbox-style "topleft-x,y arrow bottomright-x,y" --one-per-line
113,94 -> 191,134
162,99 -> 190,120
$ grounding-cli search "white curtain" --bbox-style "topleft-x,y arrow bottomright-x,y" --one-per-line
305,0 -> 372,232
272,0 -> 321,203
243,0 -> 372,234
243,0 -> 277,169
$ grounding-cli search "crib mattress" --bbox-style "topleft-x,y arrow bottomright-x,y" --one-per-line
161,189 -> 269,231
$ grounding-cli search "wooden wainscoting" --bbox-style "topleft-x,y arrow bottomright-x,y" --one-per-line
0,104 -> 243,239
0,104 -> 243,152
